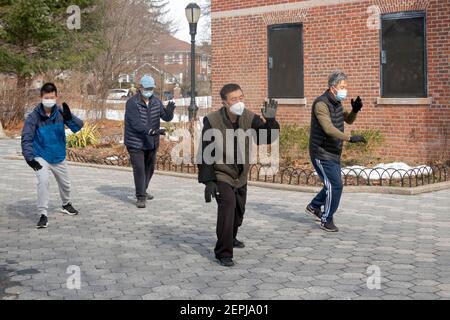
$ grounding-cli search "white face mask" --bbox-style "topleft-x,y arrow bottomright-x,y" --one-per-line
42,99 -> 56,109
229,102 -> 245,116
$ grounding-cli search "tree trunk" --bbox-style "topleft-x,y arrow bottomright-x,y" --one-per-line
97,77 -> 111,120
99,90 -> 108,120
13,75 -> 28,125
0,121 -> 6,139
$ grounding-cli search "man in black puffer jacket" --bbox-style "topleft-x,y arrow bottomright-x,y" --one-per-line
124,75 -> 176,208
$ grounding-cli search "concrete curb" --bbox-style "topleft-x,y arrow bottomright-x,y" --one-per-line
4,155 -> 450,195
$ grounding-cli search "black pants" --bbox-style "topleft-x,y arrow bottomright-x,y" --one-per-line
214,181 -> 247,259
127,147 -> 157,200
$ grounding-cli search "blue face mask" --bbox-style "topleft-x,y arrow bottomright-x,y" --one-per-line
142,90 -> 153,99
335,89 -> 347,102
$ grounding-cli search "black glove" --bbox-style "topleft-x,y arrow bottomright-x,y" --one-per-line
159,128 -> 167,136
261,99 -> 278,120
27,159 -> 43,171
166,101 -> 176,113
62,102 -> 73,121
148,128 -> 166,136
349,135 -> 367,143
204,181 -> 219,203
351,96 -> 363,113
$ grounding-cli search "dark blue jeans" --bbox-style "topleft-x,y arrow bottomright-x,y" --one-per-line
310,158 -> 343,223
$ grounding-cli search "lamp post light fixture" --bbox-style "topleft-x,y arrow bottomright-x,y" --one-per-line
185,2 -> 201,121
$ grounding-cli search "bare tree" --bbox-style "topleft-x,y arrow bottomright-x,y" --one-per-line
199,0 -> 211,43
86,0 -> 173,118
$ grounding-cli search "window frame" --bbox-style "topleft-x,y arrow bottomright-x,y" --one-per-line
267,23 -> 304,99
380,11 -> 428,98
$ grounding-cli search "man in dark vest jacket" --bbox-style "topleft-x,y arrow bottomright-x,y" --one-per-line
198,83 -> 280,267
306,71 -> 366,232
124,75 -> 176,208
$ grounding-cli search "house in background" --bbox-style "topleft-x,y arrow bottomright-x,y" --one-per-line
211,0 -> 449,162
121,34 -> 211,99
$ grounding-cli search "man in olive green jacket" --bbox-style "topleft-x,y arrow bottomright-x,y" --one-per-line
306,71 -> 366,232
198,83 -> 280,267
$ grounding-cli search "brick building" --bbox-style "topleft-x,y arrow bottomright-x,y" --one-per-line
135,34 -> 211,98
211,0 -> 449,162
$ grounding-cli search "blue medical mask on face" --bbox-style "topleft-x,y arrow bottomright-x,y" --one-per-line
142,90 -> 153,99
335,89 -> 348,102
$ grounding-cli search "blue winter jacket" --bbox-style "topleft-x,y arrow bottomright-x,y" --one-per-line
124,93 -> 174,150
21,104 -> 84,164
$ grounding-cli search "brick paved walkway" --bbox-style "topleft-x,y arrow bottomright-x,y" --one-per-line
1,139 -> 449,300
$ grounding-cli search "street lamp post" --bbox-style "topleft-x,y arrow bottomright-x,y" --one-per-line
185,3 -> 201,122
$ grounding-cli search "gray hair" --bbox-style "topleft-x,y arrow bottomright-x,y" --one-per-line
328,71 -> 348,88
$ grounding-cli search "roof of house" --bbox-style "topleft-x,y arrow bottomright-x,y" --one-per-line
150,33 -> 208,55
154,34 -> 191,52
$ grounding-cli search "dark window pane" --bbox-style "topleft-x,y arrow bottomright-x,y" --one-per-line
381,15 -> 426,98
268,24 -> 304,98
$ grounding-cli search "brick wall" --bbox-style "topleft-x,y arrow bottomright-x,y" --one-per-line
211,0 -> 450,163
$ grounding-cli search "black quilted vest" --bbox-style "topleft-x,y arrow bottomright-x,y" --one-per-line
309,90 -> 345,162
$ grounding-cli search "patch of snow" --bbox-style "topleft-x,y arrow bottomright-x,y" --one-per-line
105,110 -> 124,121
106,156 -> 119,161
169,114 -> 189,123
105,100 -> 126,105
342,162 -> 433,180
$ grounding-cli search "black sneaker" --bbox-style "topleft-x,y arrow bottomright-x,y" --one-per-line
136,199 -> 146,208
320,220 -> 339,232
305,204 -> 322,221
146,193 -> 154,200
233,239 -> 245,248
217,257 -> 235,267
36,215 -> 48,229
62,203 -> 79,216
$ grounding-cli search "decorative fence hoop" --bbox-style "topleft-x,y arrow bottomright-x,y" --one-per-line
67,150 -> 448,188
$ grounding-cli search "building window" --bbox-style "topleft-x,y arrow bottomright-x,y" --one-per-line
201,55 -> 208,69
164,54 -> 171,65
165,74 -> 176,84
176,73 -> 183,84
165,53 -> 183,65
142,54 -> 158,64
177,53 -> 183,65
268,24 -> 304,99
381,12 -> 427,98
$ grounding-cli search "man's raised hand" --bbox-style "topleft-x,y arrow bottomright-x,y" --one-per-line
261,98 -> 278,120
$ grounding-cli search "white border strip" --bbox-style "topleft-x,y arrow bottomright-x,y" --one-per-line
212,0 -> 365,19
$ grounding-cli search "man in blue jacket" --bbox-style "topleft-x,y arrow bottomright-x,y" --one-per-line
124,75 -> 176,208
21,83 -> 84,229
